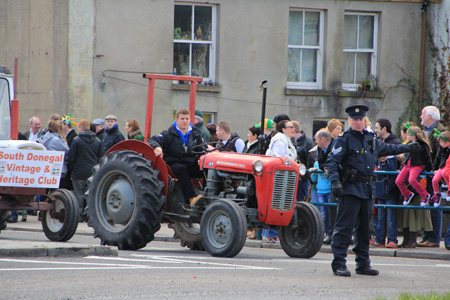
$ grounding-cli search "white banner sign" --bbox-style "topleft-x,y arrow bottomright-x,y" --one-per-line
0,149 -> 64,188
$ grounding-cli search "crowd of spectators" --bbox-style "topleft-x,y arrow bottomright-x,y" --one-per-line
5,106 -> 450,254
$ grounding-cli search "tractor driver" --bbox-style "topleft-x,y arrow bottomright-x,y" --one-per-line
147,108 -> 205,207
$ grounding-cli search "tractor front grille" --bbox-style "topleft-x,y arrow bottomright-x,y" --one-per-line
271,170 -> 297,211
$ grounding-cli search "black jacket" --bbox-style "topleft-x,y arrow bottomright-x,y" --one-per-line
102,125 -> 125,154
434,146 -> 450,170
296,131 -> 315,165
383,133 -> 401,145
427,122 -> 446,162
96,128 -> 107,144
68,131 -> 103,180
147,124 -> 205,167
66,129 -> 78,147
217,133 -> 241,152
244,140 -> 259,154
317,138 -> 334,171
401,140 -> 432,171
325,128 -> 409,199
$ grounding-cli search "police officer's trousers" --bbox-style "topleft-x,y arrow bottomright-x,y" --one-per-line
331,194 -> 373,271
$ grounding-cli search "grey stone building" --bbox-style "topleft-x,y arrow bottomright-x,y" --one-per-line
0,0 -> 443,137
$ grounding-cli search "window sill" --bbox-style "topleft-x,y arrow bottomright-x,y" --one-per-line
172,83 -> 221,93
284,88 -> 330,97
338,89 -> 383,99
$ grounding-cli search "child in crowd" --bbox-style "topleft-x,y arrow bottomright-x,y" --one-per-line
395,125 -> 432,206
311,160 -> 330,236
431,130 -> 450,207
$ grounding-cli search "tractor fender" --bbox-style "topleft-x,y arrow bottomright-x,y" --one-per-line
106,140 -> 171,196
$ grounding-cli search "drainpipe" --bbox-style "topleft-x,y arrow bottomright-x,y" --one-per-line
419,0 -> 429,110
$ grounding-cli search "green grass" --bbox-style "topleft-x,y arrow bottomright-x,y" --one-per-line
375,292 -> 450,300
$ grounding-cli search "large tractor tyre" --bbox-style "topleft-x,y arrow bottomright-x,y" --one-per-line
279,201 -> 324,258
87,150 -> 165,250
42,189 -> 79,242
168,222 -> 204,251
200,199 -> 247,257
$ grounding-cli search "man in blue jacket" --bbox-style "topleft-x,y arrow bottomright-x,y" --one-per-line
147,108 -> 205,207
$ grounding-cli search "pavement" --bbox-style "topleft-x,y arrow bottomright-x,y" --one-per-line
2,215 -> 450,260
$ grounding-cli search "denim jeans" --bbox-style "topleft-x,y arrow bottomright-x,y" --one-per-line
444,222 -> 450,246
297,179 -> 309,202
374,198 -> 398,244
423,178 -> 442,244
317,192 -> 330,234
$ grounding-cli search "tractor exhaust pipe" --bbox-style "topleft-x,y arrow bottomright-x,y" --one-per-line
257,80 -> 268,154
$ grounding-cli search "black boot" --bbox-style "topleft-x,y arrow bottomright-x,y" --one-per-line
404,231 -> 417,248
400,228 -> 409,248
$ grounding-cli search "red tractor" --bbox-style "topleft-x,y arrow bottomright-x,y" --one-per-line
87,74 -> 324,258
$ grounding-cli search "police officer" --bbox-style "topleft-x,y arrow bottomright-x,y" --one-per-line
325,105 -> 419,277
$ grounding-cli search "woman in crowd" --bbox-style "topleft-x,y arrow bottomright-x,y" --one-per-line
125,119 -> 144,141
263,120 -> 297,243
244,125 -> 260,154
206,123 -> 218,143
326,119 -> 344,139
37,119 -> 70,184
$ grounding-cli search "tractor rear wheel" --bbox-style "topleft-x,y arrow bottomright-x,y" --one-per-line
42,189 -> 79,242
168,222 -> 204,251
87,150 -> 165,250
200,200 -> 247,257
279,201 -> 324,258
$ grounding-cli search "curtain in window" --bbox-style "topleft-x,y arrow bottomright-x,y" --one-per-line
343,14 -> 374,84
304,12 -> 319,46
288,11 -> 303,45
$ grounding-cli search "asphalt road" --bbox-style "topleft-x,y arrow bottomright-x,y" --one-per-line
1,230 -> 449,300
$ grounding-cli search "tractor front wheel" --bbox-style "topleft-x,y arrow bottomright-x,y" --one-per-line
279,201 -> 324,258
42,189 -> 79,242
200,200 -> 247,257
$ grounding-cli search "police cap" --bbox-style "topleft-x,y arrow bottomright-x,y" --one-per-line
345,104 -> 369,119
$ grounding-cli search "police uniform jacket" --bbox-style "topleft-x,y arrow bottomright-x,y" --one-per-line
325,128 -> 409,199
147,123 -> 204,167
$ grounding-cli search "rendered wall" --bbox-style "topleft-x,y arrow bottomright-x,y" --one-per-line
92,0 -> 427,138
0,0 -> 68,133
0,0 -> 433,137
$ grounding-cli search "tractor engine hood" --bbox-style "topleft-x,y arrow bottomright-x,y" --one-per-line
199,151 -> 298,174
199,151 -> 302,227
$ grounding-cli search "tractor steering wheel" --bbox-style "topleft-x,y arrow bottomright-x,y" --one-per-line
190,142 -> 219,154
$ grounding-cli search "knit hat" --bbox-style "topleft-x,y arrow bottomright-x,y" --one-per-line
195,109 -> 203,118
255,118 -> 275,130
273,114 -> 290,123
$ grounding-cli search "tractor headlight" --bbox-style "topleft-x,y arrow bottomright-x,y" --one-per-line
252,160 -> 264,173
298,163 -> 306,176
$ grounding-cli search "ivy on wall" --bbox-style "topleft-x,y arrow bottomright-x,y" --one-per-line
428,17 -> 450,129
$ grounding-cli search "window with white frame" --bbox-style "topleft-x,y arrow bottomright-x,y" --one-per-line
287,9 -> 324,89
173,4 -> 216,83
343,12 -> 378,90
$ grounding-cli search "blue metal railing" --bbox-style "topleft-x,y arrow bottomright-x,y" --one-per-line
306,169 -> 450,210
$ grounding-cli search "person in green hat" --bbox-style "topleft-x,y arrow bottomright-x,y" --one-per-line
194,109 -> 211,143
